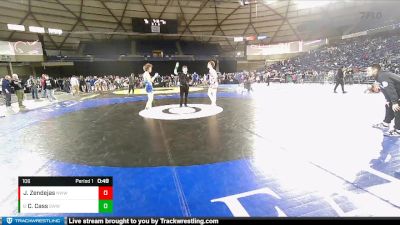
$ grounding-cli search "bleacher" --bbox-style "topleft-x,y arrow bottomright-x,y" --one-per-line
180,41 -> 220,55
136,40 -> 178,56
82,41 -> 130,56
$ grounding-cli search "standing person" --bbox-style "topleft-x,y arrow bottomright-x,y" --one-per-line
256,74 -> 260,83
192,72 -> 198,86
369,64 -> 400,137
2,75 -> 12,115
64,78 -> 71,93
79,76 -> 86,93
90,76 -> 95,92
244,76 -> 253,93
11,74 -> 25,109
334,66 -> 347,93
265,71 -> 271,86
143,63 -> 159,110
28,75 -> 39,100
174,62 -> 191,107
128,73 -> 135,95
70,75 -> 80,96
94,77 -> 102,93
135,76 -> 141,88
57,78 -> 64,92
40,74 -> 46,98
207,61 -> 218,106
44,75 -> 57,102
85,77 -> 91,93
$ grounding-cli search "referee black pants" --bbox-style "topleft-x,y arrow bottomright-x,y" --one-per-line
180,85 -> 189,106
384,102 -> 400,130
334,80 -> 345,93
128,85 -> 135,94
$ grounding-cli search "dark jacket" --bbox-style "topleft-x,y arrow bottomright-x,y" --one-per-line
11,79 -> 24,91
336,68 -> 344,81
79,78 -> 86,86
2,79 -> 12,93
178,72 -> 191,87
376,71 -> 400,104
44,79 -> 56,90
129,76 -> 135,85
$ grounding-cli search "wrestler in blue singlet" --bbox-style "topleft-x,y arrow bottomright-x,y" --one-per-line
145,80 -> 153,93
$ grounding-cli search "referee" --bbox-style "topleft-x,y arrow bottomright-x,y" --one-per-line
334,66 -> 347,93
174,62 -> 191,107
369,63 -> 400,137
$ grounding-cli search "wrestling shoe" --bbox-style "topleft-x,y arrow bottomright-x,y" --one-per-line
372,122 -> 390,131
384,129 -> 400,137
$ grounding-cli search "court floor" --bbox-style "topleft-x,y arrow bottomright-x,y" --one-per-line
0,83 -> 399,217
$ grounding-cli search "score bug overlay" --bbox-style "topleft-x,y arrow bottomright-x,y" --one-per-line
18,177 -> 113,214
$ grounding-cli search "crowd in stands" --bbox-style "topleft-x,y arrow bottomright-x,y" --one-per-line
217,32 -> 400,86
137,40 -> 178,56
180,41 -> 220,55
264,32 -> 400,83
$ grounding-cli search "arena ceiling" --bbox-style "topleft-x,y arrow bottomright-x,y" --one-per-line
0,0 -> 399,52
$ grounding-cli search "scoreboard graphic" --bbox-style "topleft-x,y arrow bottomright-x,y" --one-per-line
18,177 -> 113,214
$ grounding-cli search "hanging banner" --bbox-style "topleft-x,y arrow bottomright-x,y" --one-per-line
0,40 -> 43,62
0,41 -> 16,61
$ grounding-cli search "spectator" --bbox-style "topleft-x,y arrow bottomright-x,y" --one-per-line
27,75 -> 39,100
11,74 -> 25,108
70,75 -> 80,96
128,73 -> 135,95
79,75 -> 86,93
63,78 -> 71,93
44,75 -> 57,102
40,74 -> 46,98
85,77 -> 91,93
2,75 -> 12,114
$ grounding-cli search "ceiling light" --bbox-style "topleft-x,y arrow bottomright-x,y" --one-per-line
29,26 -> 45,33
257,35 -> 268,40
7,24 -> 25,31
48,28 -> 62,35
234,37 -> 244,42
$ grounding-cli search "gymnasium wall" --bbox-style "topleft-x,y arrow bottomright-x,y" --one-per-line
34,60 -> 237,77
0,64 -> 33,78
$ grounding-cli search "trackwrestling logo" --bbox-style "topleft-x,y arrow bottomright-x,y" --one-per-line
2,217 -> 64,225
